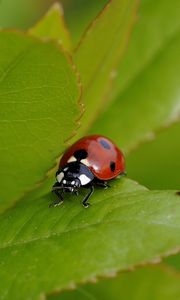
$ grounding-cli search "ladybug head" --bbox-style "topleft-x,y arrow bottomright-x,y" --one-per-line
55,162 -> 94,193
61,177 -> 81,193
56,171 -> 80,193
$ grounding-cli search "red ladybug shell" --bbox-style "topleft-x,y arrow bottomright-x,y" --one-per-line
60,135 -> 125,180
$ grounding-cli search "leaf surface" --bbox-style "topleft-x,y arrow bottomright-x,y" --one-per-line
29,3 -> 72,52
113,0 -> 180,98
165,254 -> 180,272
73,0 -> 138,132
49,265 -> 180,300
126,121 -> 180,189
0,179 -> 180,299
0,0 -> 54,30
0,30 -> 81,212
91,0 -> 180,153
61,0 -> 108,46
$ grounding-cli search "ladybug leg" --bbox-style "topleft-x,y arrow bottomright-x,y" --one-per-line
50,197 -> 63,207
50,184 -> 64,207
82,185 -> 94,208
74,190 -> 79,196
95,180 -> 110,189
50,191 -> 64,207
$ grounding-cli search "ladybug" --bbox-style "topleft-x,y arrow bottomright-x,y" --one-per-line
51,135 -> 125,208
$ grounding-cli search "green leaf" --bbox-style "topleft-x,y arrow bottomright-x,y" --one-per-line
126,121 -> 180,190
49,265 -> 180,300
61,0 -> 108,46
73,0 -> 138,133
165,254 -> 180,272
0,30 -> 81,212
90,0 -> 180,153
0,178 -> 180,299
0,0 -> 54,30
113,0 -> 180,98
29,3 -> 72,52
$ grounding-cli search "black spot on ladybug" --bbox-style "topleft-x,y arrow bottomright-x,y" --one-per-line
74,149 -> 88,161
176,191 -> 180,196
99,139 -> 111,150
110,161 -> 116,172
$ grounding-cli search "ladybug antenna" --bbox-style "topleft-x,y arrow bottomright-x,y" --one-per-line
52,186 -> 64,191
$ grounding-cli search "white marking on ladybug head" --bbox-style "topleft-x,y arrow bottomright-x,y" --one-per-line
81,158 -> 90,167
63,167 -> 68,172
71,180 -> 75,185
67,156 -> 76,163
79,174 -> 91,186
57,172 -> 64,183
63,179 -> 66,184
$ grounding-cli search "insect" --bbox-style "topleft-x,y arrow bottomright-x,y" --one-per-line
51,135 -> 125,208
